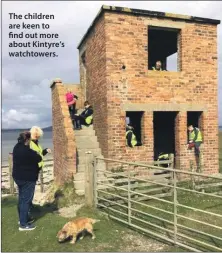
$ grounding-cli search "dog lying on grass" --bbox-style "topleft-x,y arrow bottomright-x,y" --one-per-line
57,217 -> 100,244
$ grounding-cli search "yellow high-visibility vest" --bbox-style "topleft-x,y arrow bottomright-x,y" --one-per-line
189,128 -> 203,142
152,67 -> 162,71
85,115 -> 93,125
158,153 -> 169,160
30,140 -> 44,168
126,130 -> 137,147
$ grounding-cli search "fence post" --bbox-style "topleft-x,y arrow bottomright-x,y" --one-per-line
85,152 -> 94,207
127,168 -> 131,225
8,153 -> 14,194
169,154 -> 174,195
190,160 -> 195,190
40,168 -> 44,193
93,156 -> 98,208
173,168 -> 178,246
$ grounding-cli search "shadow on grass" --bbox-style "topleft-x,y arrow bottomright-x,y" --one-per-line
31,189 -> 66,221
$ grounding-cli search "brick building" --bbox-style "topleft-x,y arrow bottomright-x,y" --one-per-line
77,5 -> 220,174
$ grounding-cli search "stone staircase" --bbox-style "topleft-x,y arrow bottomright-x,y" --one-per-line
73,124 -> 111,195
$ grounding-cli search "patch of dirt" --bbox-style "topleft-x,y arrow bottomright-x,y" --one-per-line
55,204 -> 84,218
119,231 -> 166,252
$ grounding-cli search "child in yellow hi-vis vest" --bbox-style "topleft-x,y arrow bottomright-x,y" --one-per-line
187,125 -> 203,156
126,125 -> 142,148
73,101 -> 93,130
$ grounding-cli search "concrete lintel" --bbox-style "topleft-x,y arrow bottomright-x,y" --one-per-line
145,19 -> 186,29
121,103 -> 208,112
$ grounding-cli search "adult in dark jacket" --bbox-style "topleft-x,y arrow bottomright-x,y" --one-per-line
12,131 -> 42,231
73,101 -> 93,130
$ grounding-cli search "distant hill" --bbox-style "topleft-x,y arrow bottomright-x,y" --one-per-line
2,126 -> 52,132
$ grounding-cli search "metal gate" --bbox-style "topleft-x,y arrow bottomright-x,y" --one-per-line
87,155 -> 222,252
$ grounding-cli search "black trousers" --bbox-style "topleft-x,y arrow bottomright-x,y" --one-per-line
73,115 -> 86,128
68,104 -> 76,120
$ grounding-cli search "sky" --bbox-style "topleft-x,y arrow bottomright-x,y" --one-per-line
2,1 -> 222,129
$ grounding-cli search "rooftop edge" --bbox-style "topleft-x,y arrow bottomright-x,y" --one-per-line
77,5 -> 221,50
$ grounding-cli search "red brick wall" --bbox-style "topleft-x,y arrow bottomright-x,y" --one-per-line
79,12 -> 219,174
79,14 -> 109,158
50,80 -> 77,185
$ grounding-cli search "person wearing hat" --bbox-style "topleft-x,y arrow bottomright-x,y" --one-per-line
126,124 -> 141,148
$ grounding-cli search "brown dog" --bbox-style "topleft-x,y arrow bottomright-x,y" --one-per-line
57,217 -> 100,244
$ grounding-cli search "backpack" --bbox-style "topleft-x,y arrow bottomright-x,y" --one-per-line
65,92 -> 75,105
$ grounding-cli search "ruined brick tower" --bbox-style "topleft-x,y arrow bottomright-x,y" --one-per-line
77,5 -> 220,174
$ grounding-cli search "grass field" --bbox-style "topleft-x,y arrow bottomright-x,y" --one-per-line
1,131 -> 222,252
1,196 -> 183,252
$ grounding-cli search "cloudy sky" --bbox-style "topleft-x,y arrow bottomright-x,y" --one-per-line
2,1 -> 222,129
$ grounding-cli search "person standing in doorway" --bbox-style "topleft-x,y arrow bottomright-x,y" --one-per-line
187,125 -> 203,157
12,131 -> 42,231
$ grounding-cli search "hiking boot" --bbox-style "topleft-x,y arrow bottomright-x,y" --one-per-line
19,224 -> 36,231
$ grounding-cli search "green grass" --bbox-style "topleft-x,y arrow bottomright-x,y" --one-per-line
1,196 -> 183,252
2,131 -> 222,252
98,184 -> 222,252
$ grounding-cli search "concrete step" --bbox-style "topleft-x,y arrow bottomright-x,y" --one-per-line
75,129 -> 95,136
77,148 -> 102,156
76,155 -> 105,166
76,163 -> 106,173
74,171 -> 109,181
74,181 -> 85,191
75,136 -> 98,143
74,172 -> 84,181
82,125 -> 93,129
76,140 -> 99,149
75,189 -> 85,196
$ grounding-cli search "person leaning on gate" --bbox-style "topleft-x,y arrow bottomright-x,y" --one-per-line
73,101 -> 93,130
187,125 -> 203,157
12,131 -> 42,231
126,125 -> 142,148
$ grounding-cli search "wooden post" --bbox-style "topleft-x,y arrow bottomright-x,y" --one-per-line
8,153 -> 14,194
190,160 -> 195,190
85,152 -> 94,207
93,156 -> 98,207
40,168 -> 44,193
127,168 -> 131,225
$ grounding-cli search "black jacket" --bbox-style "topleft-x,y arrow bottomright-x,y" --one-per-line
80,106 -> 93,119
12,143 -> 42,182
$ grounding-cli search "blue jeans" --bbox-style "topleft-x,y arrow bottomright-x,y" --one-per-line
14,179 -> 36,226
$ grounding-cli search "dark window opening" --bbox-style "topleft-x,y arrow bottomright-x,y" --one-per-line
148,26 -> 180,72
187,111 -> 203,142
126,111 -> 144,145
153,112 -> 178,160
